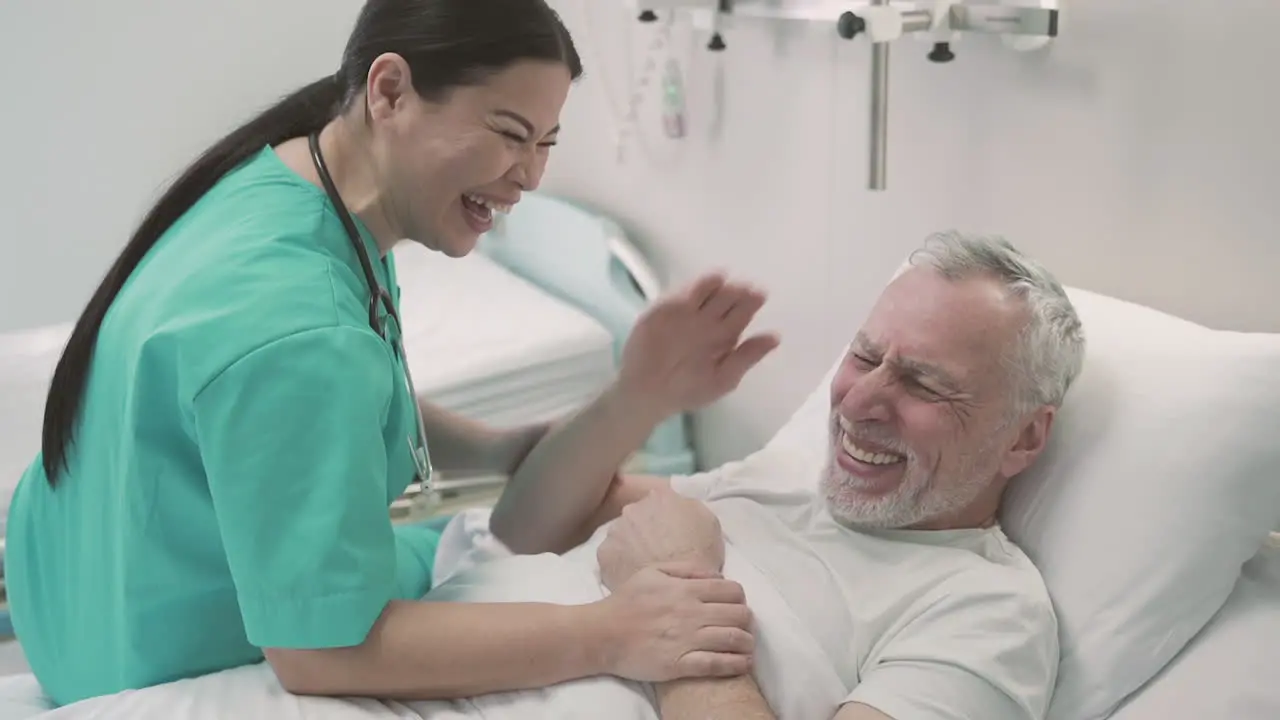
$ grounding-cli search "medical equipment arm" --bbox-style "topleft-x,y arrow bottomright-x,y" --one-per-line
491,382 -> 664,554
656,674 -> 777,720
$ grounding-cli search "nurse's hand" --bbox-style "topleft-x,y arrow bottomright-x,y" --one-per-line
596,563 -> 754,681
618,273 -> 780,421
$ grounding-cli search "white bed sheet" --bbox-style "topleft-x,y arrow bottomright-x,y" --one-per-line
0,529 -> 1275,719
391,244 -> 617,427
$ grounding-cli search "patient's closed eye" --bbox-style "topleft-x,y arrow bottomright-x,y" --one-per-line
904,377 -> 942,397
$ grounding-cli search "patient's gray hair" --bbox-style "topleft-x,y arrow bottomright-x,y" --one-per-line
905,231 -> 1086,415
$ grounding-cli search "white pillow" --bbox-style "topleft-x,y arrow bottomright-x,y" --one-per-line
752,287 -> 1280,720
0,323 -> 72,529
1104,542 -> 1280,720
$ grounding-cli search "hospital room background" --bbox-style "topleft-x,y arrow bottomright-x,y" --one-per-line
0,0 -> 1278,712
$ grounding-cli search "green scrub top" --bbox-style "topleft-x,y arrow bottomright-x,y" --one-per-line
5,146 -> 441,706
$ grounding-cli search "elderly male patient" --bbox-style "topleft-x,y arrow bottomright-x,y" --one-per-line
543,231 -> 1086,720
421,231 -> 1083,720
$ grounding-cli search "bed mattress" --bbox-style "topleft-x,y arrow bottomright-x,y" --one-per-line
390,243 -> 617,427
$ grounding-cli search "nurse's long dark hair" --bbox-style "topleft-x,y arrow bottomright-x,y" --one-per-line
41,0 -> 582,486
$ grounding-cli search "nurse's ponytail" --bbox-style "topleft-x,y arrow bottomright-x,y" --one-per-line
41,0 -> 582,487
40,76 -> 344,485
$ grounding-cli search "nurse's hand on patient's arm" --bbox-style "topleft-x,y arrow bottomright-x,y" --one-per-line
591,486 -> 756,681
598,563 -> 755,681
593,486 -> 776,720
262,568 -> 753,699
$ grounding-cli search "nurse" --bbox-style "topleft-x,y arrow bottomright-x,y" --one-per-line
5,0 -> 780,708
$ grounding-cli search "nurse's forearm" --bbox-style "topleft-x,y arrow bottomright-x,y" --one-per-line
266,599 -> 611,700
491,382 -> 663,554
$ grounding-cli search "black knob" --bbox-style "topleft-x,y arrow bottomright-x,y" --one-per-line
928,42 -> 955,63
708,32 -> 726,51
837,11 -> 865,40
638,10 -> 658,22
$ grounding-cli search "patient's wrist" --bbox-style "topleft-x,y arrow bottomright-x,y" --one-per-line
603,379 -> 676,431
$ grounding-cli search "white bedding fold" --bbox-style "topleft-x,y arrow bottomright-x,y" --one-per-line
10,511 -> 850,719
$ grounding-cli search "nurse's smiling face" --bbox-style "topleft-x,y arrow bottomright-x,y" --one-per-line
365,55 -> 572,257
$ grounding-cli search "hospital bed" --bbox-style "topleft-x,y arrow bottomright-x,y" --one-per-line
0,197 -> 1277,719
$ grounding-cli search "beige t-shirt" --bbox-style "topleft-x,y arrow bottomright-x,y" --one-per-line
663,462 -> 1061,720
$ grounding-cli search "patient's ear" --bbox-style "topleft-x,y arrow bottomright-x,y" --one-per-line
1000,406 -> 1054,479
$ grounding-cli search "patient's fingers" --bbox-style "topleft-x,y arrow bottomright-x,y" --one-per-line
717,333 -> 781,388
676,651 -> 753,679
701,282 -> 743,318
684,272 -> 727,308
701,601 -> 753,630
693,626 -> 755,655
717,286 -> 766,337
688,578 -> 747,605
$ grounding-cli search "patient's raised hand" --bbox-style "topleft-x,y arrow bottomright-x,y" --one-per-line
616,272 -> 780,423
594,563 -> 754,681
596,485 -> 724,590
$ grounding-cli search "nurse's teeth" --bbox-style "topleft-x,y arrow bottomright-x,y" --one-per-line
464,193 -> 512,215
841,433 -> 904,466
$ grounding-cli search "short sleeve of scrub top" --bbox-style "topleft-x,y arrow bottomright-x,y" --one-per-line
191,324 -> 400,649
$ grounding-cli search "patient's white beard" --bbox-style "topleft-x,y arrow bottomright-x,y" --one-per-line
820,425 -> 1001,530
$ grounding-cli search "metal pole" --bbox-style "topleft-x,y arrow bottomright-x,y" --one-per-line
869,0 -> 889,190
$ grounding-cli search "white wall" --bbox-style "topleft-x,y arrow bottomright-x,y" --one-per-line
0,0 -> 362,329
540,0 -> 1280,467
2,0 -> 1277,469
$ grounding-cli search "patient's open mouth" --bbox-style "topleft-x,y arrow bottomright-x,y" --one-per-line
841,433 -> 906,466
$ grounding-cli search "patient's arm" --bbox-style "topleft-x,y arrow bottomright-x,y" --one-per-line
656,674 -> 777,720
834,704 -> 894,720
421,381 -> 670,555
490,384 -> 670,555
560,473 -> 672,548
561,463 -> 739,550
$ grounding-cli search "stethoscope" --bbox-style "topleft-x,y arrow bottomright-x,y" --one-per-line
308,132 -> 433,489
